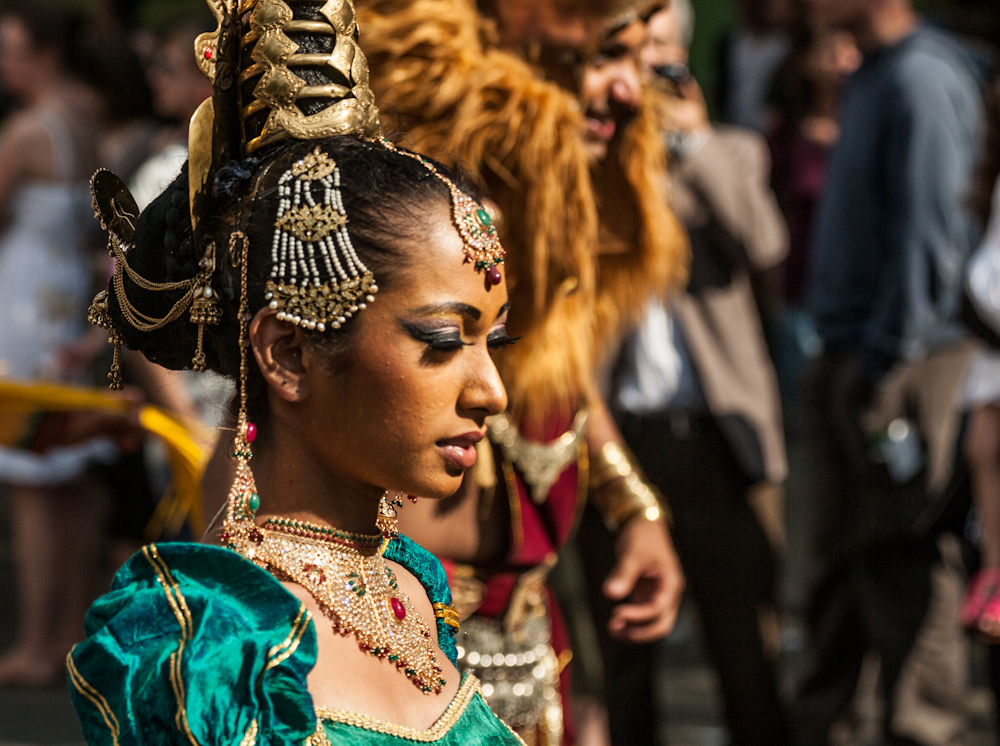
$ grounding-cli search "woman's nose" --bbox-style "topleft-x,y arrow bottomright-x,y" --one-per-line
461,350 -> 508,418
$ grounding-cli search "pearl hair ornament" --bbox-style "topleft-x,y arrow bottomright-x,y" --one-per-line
265,147 -> 378,332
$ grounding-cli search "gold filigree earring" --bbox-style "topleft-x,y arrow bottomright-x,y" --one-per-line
376,491 -> 403,539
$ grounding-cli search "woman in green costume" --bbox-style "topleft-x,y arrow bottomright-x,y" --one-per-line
67,0 -> 524,743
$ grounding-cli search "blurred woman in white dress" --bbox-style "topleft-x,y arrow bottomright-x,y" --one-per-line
0,4 -> 109,686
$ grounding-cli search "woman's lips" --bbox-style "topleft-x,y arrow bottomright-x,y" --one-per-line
436,432 -> 484,470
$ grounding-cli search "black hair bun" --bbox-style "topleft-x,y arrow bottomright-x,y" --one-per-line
108,165 -> 236,374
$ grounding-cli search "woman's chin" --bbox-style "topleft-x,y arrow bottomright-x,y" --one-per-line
406,471 -> 466,501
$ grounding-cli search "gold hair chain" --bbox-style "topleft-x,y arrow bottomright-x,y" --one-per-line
379,139 -> 505,283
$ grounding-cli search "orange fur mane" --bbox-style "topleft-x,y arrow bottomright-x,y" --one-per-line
359,0 -> 687,428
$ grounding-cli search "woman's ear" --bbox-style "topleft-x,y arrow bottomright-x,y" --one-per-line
249,309 -> 311,402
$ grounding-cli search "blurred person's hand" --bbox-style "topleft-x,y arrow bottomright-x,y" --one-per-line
57,326 -> 111,376
604,515 -> 685,642
61,386 -> 146,453
667,77 -> 710,137
640,4 -> 690,71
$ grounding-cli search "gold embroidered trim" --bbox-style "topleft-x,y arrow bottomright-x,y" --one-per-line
265,604 -> 311,672
488,409 -> 589,505
142,544 -> 201,746
238,719 -> 259,746
498,715 -> 530,746
315,673 -> 480,741
306,720 -> 332,746
432,603 -> 460,630
66,651 -> 121,746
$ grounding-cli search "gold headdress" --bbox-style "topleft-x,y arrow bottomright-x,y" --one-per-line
88,0 -> 385,386
264,146 -> 378,330
88,0 -> 504,389
193,0 -> 381,157
188,0 -> 383,242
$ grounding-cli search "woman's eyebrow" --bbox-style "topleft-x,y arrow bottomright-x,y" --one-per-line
409,302 -> 482,321
496,300 -> 511,319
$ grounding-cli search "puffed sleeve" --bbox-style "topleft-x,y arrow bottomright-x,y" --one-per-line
67,543 -> 318,746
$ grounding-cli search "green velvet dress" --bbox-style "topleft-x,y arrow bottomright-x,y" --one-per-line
67,539 -> 524,745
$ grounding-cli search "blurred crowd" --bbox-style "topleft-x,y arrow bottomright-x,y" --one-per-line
0,0 -> 221,688
0,0 -> 999,745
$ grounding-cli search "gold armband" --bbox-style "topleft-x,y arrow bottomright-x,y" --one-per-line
433,602 -> 461,630
590,441 -> 670,531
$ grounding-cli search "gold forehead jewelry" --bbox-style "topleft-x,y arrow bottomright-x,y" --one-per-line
380,139 -> 505,285
264,146 -> 377,331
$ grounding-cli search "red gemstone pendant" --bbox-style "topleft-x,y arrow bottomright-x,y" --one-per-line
390,597 -> 406,620
486,266 -> 502,286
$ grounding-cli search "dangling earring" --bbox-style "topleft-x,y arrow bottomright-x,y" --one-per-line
87,292 -> 124,390
220,231 -> 264,550
376,491 -> 403,539
406,494 -> 418,504
190,241 -> 222,371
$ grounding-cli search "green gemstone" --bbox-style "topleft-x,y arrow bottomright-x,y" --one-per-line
247,492 -> 260,512
475,208 -> 491,227
389,655 -> 399,662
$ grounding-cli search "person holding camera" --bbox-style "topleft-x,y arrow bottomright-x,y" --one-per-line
605,2 -> 791,743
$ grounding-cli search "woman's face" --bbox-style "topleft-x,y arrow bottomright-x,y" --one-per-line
285,202 -> 509,500
0,18 -> 37,99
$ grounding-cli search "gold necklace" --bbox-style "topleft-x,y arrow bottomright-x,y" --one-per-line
239,517 -> 446,695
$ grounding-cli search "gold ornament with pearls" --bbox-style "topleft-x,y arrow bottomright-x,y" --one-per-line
265,147 -> 377,332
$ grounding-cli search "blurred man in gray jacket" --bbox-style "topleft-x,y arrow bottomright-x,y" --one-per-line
797,0 -> 985,743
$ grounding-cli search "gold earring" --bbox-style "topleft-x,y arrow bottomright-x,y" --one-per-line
220,231 -> 264,550
376,491 -> 402,539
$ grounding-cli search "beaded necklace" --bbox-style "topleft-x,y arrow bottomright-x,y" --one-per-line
243,516 -> 446,695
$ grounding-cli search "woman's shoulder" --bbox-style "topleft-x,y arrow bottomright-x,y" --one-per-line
68,542 -> 319,746
384,535 -> 459,666
84,542 -> 308,635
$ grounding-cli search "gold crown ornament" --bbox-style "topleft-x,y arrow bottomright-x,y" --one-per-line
195,0 -> 381,152
188,0 -> 382,227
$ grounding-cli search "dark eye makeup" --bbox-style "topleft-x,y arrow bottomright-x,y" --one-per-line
487,329 -> 518,350
400,320 -> 471,351
399,318 -> 518,352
